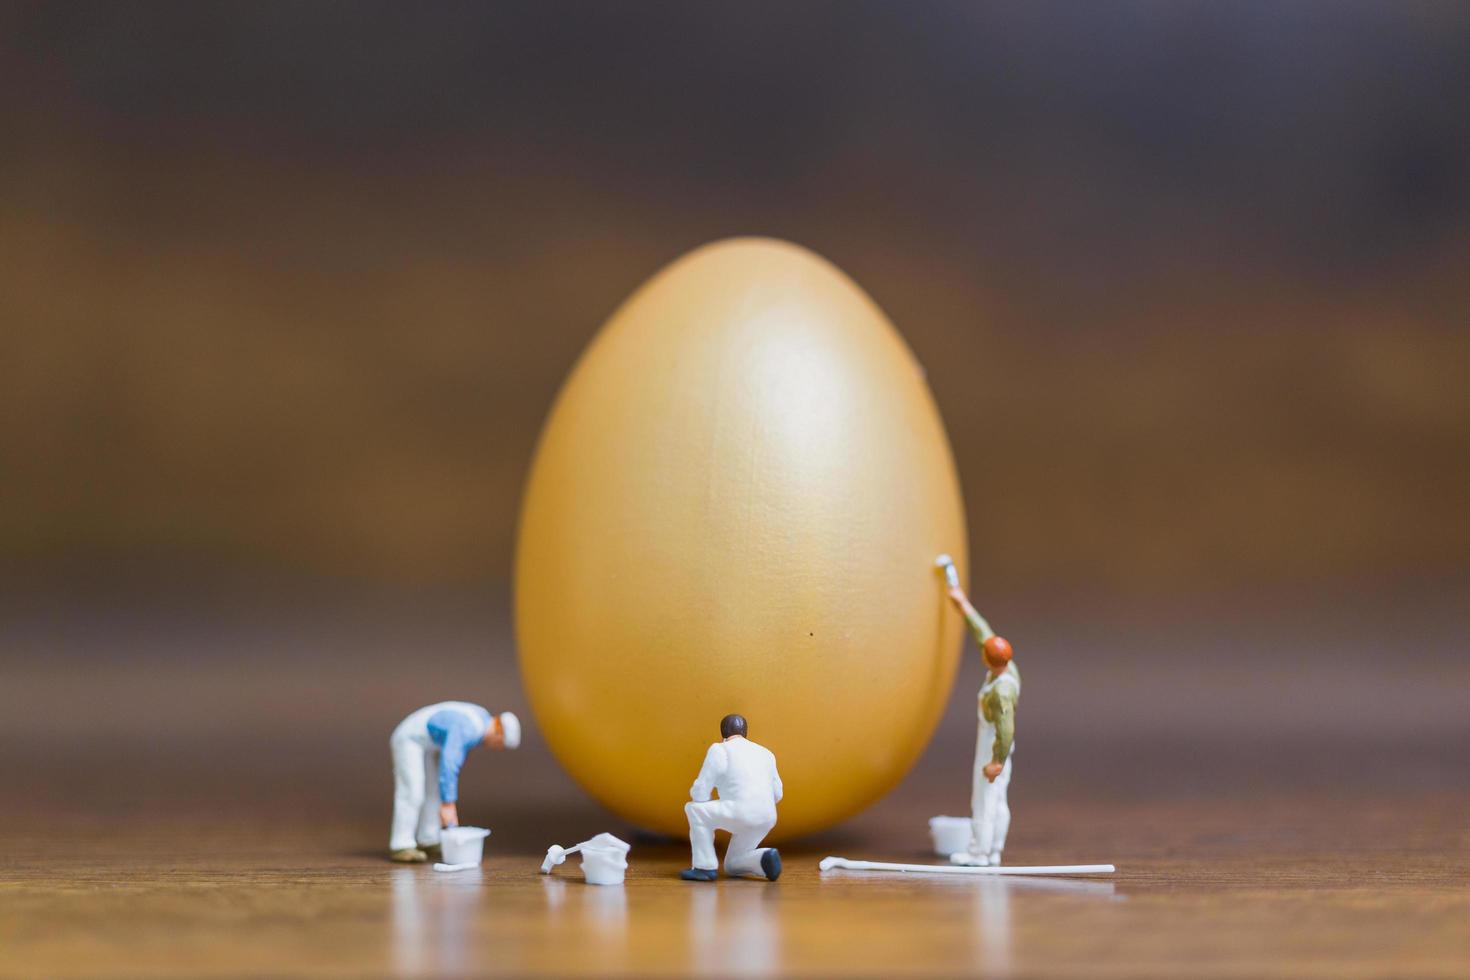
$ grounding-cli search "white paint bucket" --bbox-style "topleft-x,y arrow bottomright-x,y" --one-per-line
440,826 -> 491,866
578,835 -> 631,886
540,832 -> 631,885
928,816 -> 971,857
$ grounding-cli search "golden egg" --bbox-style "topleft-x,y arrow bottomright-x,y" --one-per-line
515,238 -> 967,840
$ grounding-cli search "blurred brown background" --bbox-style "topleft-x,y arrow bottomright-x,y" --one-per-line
2,3 -> 1468,832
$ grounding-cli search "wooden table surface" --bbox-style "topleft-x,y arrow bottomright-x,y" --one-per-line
3,741 -> 1467,978
3,592 -> 1468,976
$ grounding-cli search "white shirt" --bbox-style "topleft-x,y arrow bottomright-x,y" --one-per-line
690,736 -> 783,812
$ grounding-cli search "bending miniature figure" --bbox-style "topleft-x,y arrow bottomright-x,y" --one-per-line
681,713 -> 783,882
937,556 -> 1021,867
388,701 -> 521,862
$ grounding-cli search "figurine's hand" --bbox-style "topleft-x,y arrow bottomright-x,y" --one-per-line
439,802 -> 459,828
982,762 -> 1004,783
947,587 -> 967,606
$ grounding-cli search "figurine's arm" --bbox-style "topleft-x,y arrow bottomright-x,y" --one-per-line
771,761 -> 784,804
984,687 -> 1016,768
425,709 -> 480,826
690,744 -> 725,802
436,724 -> 474,805
948,588 -> 996,646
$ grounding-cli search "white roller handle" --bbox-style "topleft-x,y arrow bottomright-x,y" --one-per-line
540,842 -> 586,874
819,856 -> 1114,876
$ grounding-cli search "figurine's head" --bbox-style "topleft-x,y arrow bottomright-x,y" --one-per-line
486,711 -> 522,751
719,713 -> 748,740
982,636 -> 1014,672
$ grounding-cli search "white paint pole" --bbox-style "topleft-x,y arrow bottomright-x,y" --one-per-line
819,857 -> 1115,876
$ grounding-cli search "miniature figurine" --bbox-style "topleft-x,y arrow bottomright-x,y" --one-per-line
388,702 -> 521,863
937,555 -> 1020,867
680,713 -> 783,882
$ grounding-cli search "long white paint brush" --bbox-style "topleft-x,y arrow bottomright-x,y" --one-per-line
819,857 -> 1115,876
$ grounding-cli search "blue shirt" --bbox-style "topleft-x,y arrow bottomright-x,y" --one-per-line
427,707 -> 489,802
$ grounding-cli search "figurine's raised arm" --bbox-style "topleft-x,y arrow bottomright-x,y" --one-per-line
947,584 -> 996,647
689,742 -> 726,802
936,554 -> 995,647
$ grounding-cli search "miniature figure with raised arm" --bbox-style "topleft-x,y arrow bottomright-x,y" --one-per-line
936,555 -> 1021,867
681,713 -> 784,882
388,701 -> 521,862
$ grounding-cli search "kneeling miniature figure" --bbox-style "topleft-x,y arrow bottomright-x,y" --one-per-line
681,714 -> 783,882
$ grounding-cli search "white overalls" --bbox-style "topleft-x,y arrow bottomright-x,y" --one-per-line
967,666 -> 1020,865
389,701 -> 490,852
685,736 -> 784,878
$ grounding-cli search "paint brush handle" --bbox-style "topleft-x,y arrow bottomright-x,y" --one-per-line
820,856 -> 1115,875
540,843 -> 587,874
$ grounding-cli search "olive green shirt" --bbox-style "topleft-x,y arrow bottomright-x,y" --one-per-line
980,663 -> 1020,766
964,605 -> 1019,766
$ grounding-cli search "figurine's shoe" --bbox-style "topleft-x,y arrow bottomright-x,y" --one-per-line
760,849 -> 782,881
680,868 -> 718,881
949,851 -> 990,867
420,843 -> 442,858
988,851 -> 1003,867
390,848 -> 428,863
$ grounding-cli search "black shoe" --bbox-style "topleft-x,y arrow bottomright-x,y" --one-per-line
680,868 -> 718,881
761,849 -> 782,881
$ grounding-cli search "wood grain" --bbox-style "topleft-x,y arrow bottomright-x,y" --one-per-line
3,595 -> 1467,977
3,754 -> 1467,978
